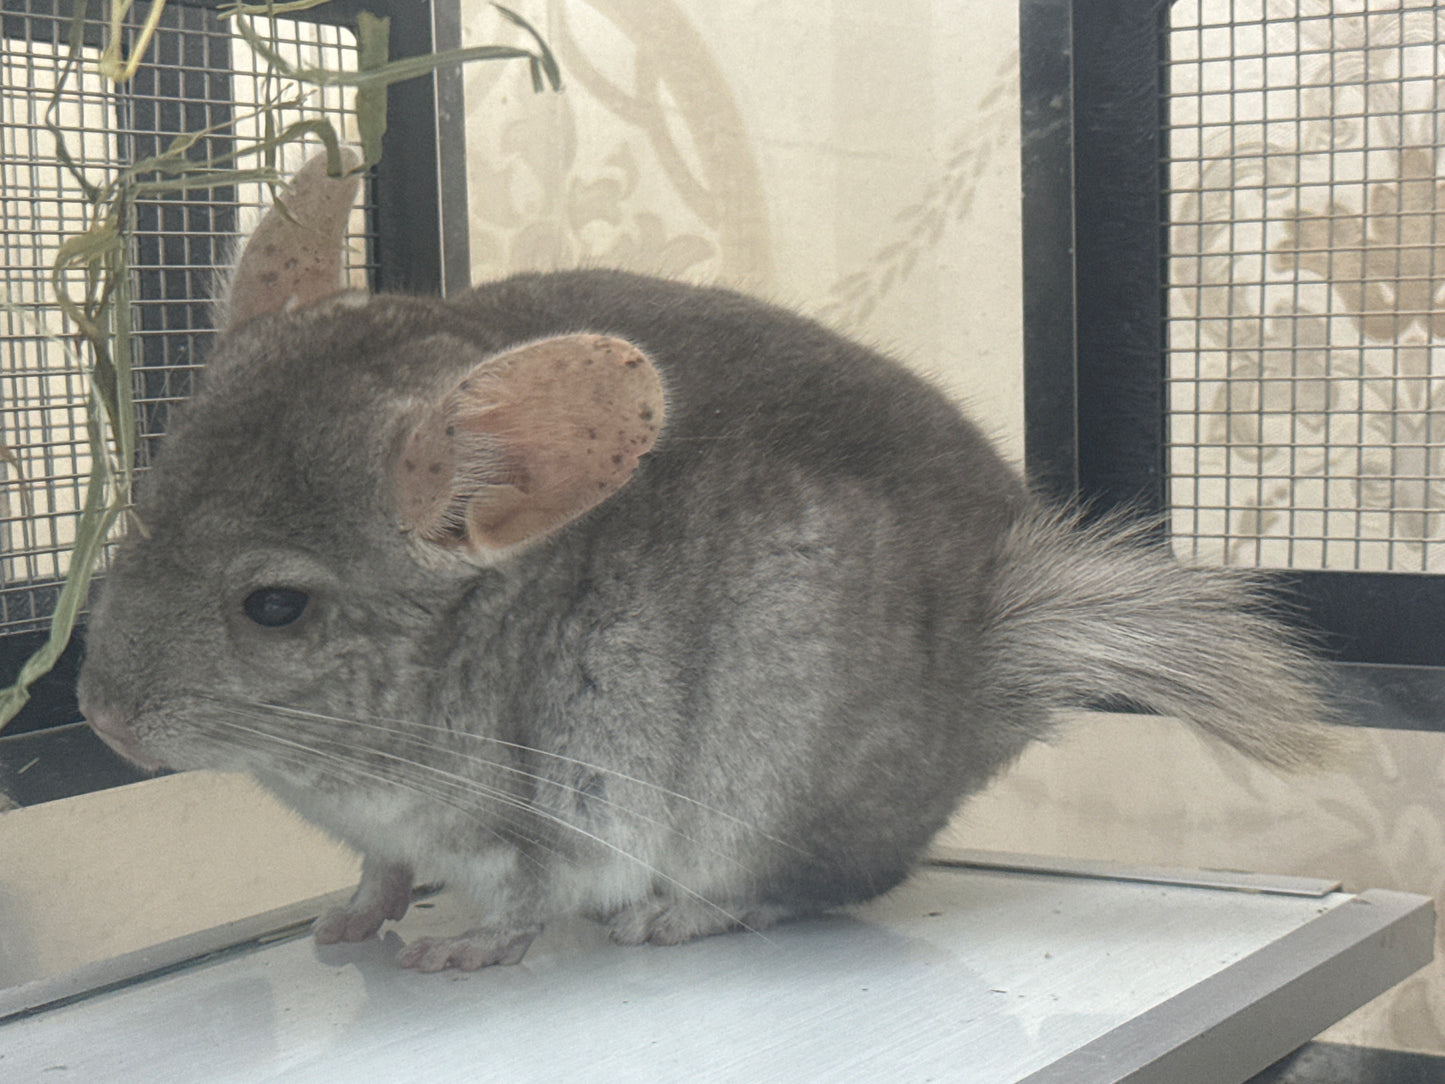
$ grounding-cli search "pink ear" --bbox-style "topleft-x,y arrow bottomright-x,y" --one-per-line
395,335 -> 666,555
221,147 -> 364,330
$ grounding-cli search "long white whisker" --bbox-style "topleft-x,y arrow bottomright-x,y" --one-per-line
214,701 -> 772,871
196,715 -> 537,854
198,706 -> 767,939
211,695 -> 807,857
240,736 -> 565,886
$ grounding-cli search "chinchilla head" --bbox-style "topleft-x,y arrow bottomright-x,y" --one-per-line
79,150 -> 665,794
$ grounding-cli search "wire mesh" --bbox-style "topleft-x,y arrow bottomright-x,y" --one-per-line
0,1 -> 370,635
1166,0 -> 1445,572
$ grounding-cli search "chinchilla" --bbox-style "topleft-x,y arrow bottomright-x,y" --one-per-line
78,150 -> 1334,971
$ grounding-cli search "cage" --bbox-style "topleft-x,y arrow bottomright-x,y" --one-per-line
2,0 -> 1443,771
0,0 -> 469,800
1024,0 -> 1445,720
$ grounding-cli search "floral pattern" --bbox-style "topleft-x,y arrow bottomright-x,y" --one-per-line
1170,0 -> 1445,571
1279,146 -> 1445,345
461,0 -> 772,286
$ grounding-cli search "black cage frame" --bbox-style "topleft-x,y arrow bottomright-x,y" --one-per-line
1021,0 -> 1445,730
0,0 -> 470,802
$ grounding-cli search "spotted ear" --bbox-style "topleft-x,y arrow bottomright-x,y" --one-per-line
394,335 -> 666,557
220,146 -> 365,331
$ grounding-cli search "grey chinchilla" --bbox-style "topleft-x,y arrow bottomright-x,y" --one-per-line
79,150 -> 1334,971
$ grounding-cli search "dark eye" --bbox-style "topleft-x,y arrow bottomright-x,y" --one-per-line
243,587 -> 310,628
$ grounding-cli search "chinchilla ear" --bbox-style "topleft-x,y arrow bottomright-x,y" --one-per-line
394,334 -> 666,558
218,146 -> 365,331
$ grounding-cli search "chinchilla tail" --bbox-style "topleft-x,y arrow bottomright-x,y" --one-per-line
982,506 -> 1338,768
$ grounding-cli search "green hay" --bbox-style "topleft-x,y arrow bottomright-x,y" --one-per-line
0,0 -> 560,729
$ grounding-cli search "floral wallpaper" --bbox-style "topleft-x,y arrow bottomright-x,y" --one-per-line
1169,0 -> 1445,573
462,0 -> 773,283
460,0 -> 1026,457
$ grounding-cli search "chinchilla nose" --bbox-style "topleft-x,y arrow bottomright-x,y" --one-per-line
77,667 -> 145,765
82,698 -> 131,752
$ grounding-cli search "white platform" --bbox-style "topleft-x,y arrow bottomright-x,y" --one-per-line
1,849 -> 1432,1083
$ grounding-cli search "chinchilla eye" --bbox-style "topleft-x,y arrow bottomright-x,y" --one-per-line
243,587 -> 310,628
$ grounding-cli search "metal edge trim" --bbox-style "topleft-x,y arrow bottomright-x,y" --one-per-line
926,847 -> 1343,898
1017,888 -> 1436,1084
0,887 -> 352,1023
430,0 -> 472,297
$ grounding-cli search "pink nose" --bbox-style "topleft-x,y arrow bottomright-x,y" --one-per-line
82,703 -> 144,764
84,703 -> 121,739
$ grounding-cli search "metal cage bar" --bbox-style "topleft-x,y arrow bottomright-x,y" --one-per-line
1021,0 -> 1445,718
0,0 -> 457,745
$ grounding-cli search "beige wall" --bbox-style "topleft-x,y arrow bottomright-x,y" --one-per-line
460,0 -> 1025,460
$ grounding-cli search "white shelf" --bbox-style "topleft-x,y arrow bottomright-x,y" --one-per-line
1,850 -> 1431,1083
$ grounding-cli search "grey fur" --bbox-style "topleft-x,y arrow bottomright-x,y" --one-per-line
79,268 -> 1334,970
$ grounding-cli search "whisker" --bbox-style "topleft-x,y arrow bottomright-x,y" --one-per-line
196,705 -> 769,939
196,714 -> 534,851
265,712 -> 768,865
208,699 -> 753,871
207,708 -> 696,873
210,695 -> 807,857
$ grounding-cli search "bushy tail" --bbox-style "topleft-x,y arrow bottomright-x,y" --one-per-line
983,508 -> 1337,768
